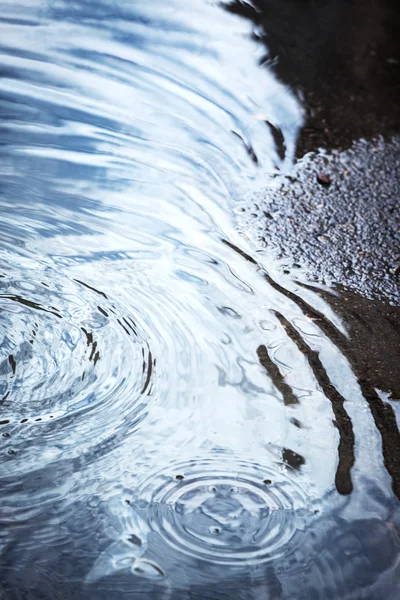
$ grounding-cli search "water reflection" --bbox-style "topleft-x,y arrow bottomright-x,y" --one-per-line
0,0 -> 399,598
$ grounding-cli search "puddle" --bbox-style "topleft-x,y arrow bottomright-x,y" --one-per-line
0,1 -> 399,598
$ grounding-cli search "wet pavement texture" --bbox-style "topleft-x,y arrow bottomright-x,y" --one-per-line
0,1 -> 400,599
237,137 -> 400,304
229,0 -> 400,305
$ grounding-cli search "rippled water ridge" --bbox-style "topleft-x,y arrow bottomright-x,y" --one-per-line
0,1 -> 399,598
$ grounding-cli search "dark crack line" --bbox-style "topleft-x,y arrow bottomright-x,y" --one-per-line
231,130 -> 259,164
141,350 -> 153,395
221,239 -> 257,264
73,279 -> 108,299
274,312 -> 355,495
257,345 -> 299,405
357,379 -> 400,499
0,294 -> 62,318
263,268 -> 400,499
224,238 -> 400,498
8,354 -> 16,376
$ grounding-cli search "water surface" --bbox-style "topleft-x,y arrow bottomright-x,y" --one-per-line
0,1 -> 399,598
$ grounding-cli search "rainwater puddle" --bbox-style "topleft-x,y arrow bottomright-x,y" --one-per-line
0,1 -> 399,598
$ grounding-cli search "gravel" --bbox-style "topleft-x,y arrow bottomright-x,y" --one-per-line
238,136 -> 400,304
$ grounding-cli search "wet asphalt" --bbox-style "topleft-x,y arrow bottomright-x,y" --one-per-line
239,137 -> 400,305
229,0 -> 400,405
229,0 -> 400,303
227,0 -> 400,155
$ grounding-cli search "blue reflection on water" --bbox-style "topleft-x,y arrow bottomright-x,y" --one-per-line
0,1 -> 399,598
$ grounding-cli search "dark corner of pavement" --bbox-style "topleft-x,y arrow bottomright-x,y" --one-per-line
229,0 -> 400,400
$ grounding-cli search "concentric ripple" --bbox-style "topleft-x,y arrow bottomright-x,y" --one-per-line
0,257 -> 153,474
138,458 -> 309,565
1,0 -> 399,597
